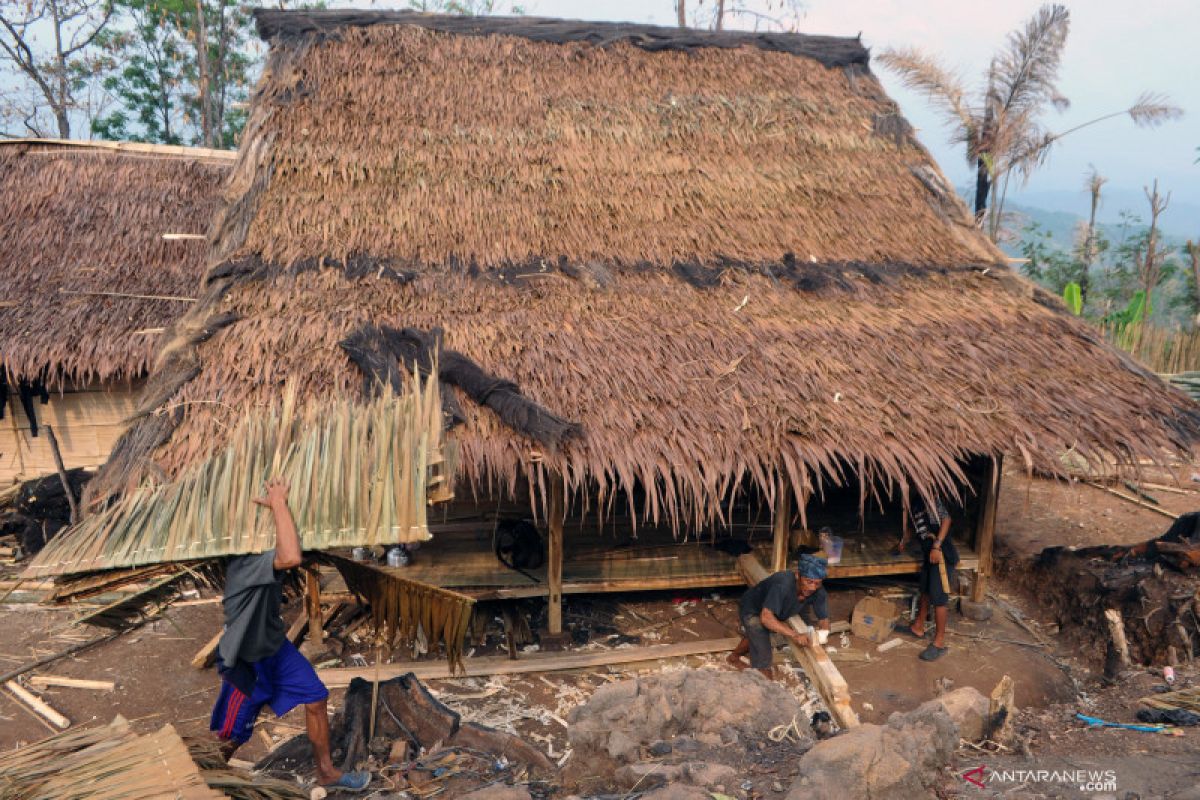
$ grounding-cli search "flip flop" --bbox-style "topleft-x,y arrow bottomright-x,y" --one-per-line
892,621 -> 927,640
919,644 -> 948,662
321,771 -> 371,792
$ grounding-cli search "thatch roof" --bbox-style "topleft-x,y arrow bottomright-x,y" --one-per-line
84,11 -> 1200,529
0,139 -> 233,386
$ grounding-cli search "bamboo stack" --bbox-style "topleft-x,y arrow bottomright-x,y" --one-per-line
26,371 -> 453,578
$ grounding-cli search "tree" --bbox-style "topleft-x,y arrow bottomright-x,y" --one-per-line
878,4 -> 1181,242
1078,167 -> 1107,304
0,0 -> 113,137
1188,240 -> 1200,325
1137,179 -> 1170,314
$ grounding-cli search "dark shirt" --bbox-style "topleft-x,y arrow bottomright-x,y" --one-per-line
912,497 -> 958,566
218,550 -> 286,668
739,571 -> 829,624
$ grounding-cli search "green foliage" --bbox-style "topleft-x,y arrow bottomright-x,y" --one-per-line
1019,221 -> 1085,295
1062,281 -> 1082,315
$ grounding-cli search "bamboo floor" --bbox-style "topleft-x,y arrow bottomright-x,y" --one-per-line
349,521 -> 978,600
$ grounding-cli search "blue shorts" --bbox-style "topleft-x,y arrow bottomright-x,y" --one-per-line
210,640 -> 329,744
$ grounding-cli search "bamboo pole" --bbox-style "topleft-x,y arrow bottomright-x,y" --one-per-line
771,475 -> 792,573
547,473 -> 565,635
5,681 -> 69,728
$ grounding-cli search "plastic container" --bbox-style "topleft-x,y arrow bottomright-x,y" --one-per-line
819,531 -> 844,564
386,546 -> 410,568
351,546 -> 368,562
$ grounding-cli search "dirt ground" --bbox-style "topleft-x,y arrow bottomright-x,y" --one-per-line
1,464 -> 1198,797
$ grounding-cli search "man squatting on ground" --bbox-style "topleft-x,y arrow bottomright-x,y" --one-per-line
210,478 -> 371,792
727,553 -> 830,678
895,493 -> 957,662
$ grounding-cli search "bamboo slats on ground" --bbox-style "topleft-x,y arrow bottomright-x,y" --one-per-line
26,375 -> 451,578
0,717 -> 223,799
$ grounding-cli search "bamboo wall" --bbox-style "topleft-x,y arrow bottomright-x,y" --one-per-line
1104,324 -> 1200,375
1,381 -> 138,485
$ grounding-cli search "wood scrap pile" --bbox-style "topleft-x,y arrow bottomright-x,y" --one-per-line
0,468 -> 89,558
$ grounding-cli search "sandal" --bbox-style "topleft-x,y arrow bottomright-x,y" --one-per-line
919,644 -> 948,662
892,621 -> 927,640
321,771 -> 371,792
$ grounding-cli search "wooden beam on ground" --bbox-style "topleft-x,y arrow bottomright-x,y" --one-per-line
736,554 -> 860,730
771,476 -> 793,573
1085,481 -> 1178,520
317,637 -> 740,687
5,680 -> 69,728
28,676 -> 115,691
547,474 -> 565,635
972,455 -> 1002,603
305,566 -> 324,647
191,632 -> 221,669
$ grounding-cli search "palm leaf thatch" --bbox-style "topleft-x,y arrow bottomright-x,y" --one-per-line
326,553 -> 475,673
186,737 -> 308,800
0,717 -> 223,799
79,11 -> 1200,539
0,139 -> 233,386
25,374 -> 451,577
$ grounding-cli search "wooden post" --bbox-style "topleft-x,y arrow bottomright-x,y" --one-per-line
737,554 -> 860,729
771,476 -> 793,573
971,455 -> 1002,603
305,565 -> 324,647
547,474 -> 565,635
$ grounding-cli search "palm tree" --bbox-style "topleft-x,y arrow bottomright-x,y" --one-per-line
878,4 -> 1181,242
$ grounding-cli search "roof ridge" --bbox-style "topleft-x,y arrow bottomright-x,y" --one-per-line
0,137 -> 237,162
253,10 -> 869,68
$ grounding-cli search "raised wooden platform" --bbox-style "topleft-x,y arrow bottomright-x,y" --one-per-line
371,522 -> 978,600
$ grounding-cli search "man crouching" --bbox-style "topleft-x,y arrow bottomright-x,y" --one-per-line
727,554 -> 830,678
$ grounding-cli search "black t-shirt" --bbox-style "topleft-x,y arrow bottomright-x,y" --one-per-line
218,550 -> 286,667
740,571 -> 829,623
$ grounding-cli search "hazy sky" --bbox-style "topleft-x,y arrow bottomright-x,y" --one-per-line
526,0 -> 1199,227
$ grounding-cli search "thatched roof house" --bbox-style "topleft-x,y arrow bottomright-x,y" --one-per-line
0,139 -> 233,483
43,12 -> 1199,591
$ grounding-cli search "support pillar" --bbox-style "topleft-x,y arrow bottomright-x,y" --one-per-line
547,474 -> 565,635
771,475 -> 793,573
971,455 -> 1002,603
305,565 -> 324,646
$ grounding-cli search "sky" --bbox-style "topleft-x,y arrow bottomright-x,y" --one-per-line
524,0 -> 1200,234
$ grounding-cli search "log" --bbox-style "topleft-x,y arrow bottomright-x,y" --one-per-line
736,554 -> 860,729
28,676 -> 115,691
5,681 -> 69,728
1104,608 -> 1131,669
191,632 -> 221,669
987,674 -> 1015,744
318,637 -> 740,687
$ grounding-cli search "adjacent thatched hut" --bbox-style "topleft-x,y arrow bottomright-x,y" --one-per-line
36,13 -> 1200,618
0,139 -> 233,484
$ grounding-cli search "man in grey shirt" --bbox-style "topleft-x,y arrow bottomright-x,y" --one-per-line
209,478 -> 369,791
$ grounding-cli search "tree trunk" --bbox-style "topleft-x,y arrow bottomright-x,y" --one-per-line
677,0 -> 686,28
194,0 -> 212,147
1081,189 -> 1101,304
973,157 -> 990,223
715,0 -> 725,30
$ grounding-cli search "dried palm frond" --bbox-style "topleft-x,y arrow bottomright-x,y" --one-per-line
184,739 -> 309,800
875,46 -> 975,138
328,554 -> 475,673
987,3 -> 1070,118
26,371 -> 451,578
1127,92 -> 1184,128
0,717 -> 223,800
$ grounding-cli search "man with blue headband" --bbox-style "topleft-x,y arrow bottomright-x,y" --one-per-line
727,553 -> 830,679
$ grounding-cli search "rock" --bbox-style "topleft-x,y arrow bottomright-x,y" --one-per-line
787,704 -> 958,800
458,785 -> 533,800
648,740 -> 673,756
569,668 -> 810,767
772,781 -> 784,793
958,599 -> 993,621
915,687 -> 990,743
638,786 -> 711,800
614,763 -> 681,789
682,762 -> 738,786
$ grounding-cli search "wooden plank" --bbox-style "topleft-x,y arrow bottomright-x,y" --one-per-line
547,475 -> 565,634
305,566 -> 324,646
737,554 -> 860,730
771,476 -> 793,573
191,632 -> 221,669
971,455 -> 1001,603
318,637 -> 741,687
5,680 -> 69,728
28,676 -> 115,691
1086,480 -> 1179,520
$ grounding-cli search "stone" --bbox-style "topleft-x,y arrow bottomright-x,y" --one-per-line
457,784 -> 533,800
787,704 -> 958,800
915,687 -> 990,742
568,668 -> 810,769
648,740 -> 673,756
614,762 -> 681,789
682,762 -> 738,786
958,599 -> 993,621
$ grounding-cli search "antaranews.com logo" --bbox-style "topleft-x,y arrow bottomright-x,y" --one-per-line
962,766 -> 1118,792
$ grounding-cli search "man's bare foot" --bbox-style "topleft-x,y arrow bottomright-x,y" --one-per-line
726,652 -> 749,671
757,667 -> 776,680
315,768 -> 342,786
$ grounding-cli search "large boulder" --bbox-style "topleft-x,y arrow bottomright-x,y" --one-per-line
915,687 -> 990,742
787,704 -> 958,800
568,668 -> 810,765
